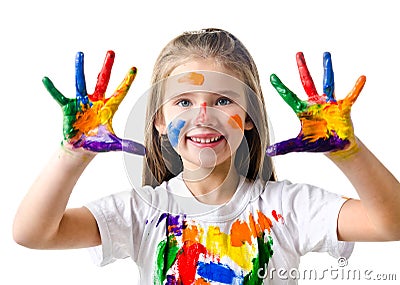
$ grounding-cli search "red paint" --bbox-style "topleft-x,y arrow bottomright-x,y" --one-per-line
272,210 -> 284,224
176,242 -> 207,284
90,50 -> 115,102
296,52 -> 323,104
195,102 -> 207,125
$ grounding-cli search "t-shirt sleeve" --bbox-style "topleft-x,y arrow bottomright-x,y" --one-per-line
279,180 -> 354,259
84,189 -> 151,266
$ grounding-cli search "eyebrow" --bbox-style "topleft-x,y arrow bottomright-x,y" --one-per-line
214,90 -> 242,98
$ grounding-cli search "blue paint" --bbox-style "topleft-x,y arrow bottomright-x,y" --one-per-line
75,52 -> 90,108
323,52 -> 335,103
197,261 -> 240,284
167,119 -> 185,147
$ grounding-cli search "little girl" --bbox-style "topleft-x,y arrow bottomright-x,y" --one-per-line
13,28 -> 400,284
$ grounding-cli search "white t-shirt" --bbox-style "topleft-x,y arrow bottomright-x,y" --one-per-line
85,174 -> 354,284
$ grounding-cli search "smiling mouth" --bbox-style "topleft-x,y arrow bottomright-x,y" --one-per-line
188,135 -> 224,144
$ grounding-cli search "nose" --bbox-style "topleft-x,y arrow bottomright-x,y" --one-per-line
194,102 -> 207,125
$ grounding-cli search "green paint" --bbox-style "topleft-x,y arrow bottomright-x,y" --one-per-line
43,76 -> 80,140
270,74 -> 308,114
243,234 -> 274,285
154,235 -> 180,284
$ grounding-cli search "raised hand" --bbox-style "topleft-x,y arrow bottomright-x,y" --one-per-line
267,52 -> 366,156
42,51 -> 145,155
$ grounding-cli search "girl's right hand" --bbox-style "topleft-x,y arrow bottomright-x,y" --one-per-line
42,51 -> 146,155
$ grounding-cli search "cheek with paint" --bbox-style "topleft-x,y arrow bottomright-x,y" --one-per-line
167,119 -> 186,148
226,114 -> 245,150
228,114 -> 244,131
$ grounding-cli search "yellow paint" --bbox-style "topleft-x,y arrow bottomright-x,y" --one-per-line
183,224 -> 202,244
205,226 -> 255,271
300,102 -> 353,142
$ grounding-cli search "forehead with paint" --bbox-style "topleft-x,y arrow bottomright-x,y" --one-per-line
162,70 -> 249,111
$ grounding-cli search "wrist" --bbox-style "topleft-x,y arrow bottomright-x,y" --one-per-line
59,141 -> 97,164
326,136 -> 361,161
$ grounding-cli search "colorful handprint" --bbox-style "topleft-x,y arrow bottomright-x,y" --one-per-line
42,51 -> 145,155
266,52 -> 366,156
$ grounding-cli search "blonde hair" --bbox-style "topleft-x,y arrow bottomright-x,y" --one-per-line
143,28 -> 276,186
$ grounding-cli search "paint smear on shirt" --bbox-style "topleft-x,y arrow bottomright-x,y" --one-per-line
272,210 -> 285,224
153,210 -> 274,284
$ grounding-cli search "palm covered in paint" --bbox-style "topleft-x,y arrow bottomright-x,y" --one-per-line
43,51 -> 145,155
266,52 -> 366,156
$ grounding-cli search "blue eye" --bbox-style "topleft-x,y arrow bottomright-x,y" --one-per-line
216,97 -> 232,106
177,99 -> 192,107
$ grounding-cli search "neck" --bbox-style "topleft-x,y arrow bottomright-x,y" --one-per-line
182,159 -> 240,205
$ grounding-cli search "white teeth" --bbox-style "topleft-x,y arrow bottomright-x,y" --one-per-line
190,136 -> 221,144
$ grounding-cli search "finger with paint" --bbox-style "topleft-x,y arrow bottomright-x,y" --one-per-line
43,51 -> 145,155
267,52 -> 366,156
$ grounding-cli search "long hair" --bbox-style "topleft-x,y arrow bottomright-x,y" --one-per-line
142,28 -> 276,186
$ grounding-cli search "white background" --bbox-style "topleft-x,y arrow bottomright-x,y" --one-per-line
1,0 -> 399,284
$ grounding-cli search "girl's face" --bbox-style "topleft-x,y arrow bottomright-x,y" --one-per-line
156,59 -> 253,170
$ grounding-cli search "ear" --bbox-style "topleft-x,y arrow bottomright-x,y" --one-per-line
155,114 -> 167,135
244,116 -> 254,131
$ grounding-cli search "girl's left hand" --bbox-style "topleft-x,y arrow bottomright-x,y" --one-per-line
266,52 -> 366,157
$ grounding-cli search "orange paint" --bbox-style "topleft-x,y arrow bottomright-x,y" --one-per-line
73,103 -> 102,136
178,72 -> 205,85
257,211 -> 273,234
228,114 -> 243,130
230,220 -> 253,247
183,224 -> 200,243
194,278 -> 211,285
230,211 -> 273,247
249,213 -> 258,238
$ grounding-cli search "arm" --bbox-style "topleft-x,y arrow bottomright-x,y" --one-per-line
13,51 -> 144,249
13,146 -> 100,249
329,140 -> 400,241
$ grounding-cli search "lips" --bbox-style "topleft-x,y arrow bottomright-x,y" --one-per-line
188,135 -> 223,144
186,133 -> 225,147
